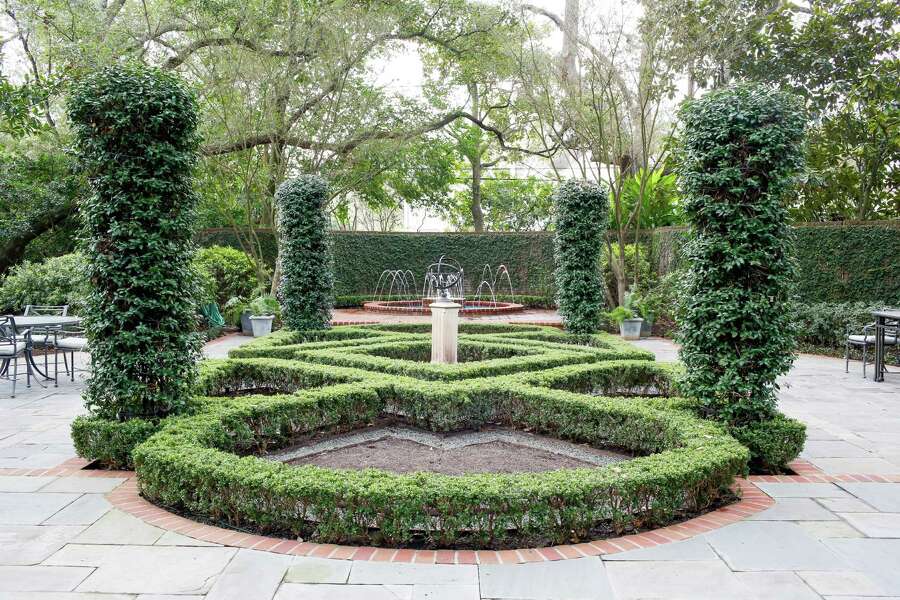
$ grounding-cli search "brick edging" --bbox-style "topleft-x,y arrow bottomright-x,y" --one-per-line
103,477 -> 771,564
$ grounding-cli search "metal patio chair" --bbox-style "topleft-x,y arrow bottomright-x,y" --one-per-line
53,327 -> 89,382
846,322 -> 900,378
0,316 -> 32,397
23,304 -> 68,384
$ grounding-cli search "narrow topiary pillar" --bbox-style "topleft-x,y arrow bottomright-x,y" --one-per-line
276,176 -> 334,330
68,64 -> 202,421
553,180 -> 609,334
677,83 -> 805,428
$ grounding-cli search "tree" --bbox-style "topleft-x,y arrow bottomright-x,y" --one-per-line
677,83 -> 805,426
445,170 -> 554,231
68,64 -> 202,420
554,179 -> 609,333
276,176 -> 333,331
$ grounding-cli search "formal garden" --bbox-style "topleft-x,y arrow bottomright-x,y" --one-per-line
1,1 -> 898,597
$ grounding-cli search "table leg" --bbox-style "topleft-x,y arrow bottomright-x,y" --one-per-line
874,316 -> 885,382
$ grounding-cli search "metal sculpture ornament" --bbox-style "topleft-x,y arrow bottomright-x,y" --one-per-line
424,255 -> 464,301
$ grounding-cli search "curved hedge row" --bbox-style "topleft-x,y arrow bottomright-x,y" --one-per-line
125,324 -> 750,548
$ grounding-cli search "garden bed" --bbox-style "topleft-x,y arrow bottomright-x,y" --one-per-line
127,324 -> 750,549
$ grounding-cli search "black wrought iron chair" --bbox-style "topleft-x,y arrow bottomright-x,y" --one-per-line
846,321 -> 900,378
23,304 -> 68,386
0,316 -> 32,397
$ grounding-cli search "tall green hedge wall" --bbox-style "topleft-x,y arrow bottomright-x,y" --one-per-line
197,220 -> 899,303
196,229 -> 557,297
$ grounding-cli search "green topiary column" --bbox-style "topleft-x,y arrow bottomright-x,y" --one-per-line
67,64 -> 202,421
276,176 -> 334,330
553,180 -> 609,334
677,83 -> 805,427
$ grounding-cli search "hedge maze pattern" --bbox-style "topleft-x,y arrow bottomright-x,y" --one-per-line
130,324 -> 748,549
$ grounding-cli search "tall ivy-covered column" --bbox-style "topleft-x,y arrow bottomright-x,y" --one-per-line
68,64 -> 201,421
677,84 -> 805,428
553,180 -> 609,334
276,176 -> 334,330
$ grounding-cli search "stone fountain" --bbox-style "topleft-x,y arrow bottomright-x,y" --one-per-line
426,257 -> 462,364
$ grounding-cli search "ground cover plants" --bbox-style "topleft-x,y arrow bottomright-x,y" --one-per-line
90,323 -> 761,549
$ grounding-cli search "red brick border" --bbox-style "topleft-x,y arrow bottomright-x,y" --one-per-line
99,476 -> 771,564
5,457 -> 900,563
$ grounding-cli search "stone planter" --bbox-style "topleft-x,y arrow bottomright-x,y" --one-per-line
640,319 -> 654,338
249,315 -> 274,337
240,310 -> 253,335
620,318 -> 644,341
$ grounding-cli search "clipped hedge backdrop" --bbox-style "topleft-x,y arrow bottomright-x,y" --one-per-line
197,220 -> 899,303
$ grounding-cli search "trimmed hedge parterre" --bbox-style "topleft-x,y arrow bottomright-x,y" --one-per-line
78,323 -> 774,549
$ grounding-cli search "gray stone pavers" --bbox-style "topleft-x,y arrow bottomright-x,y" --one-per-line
349,561 -> 477,586
72,509 -> 165,545
838,483 -> 900,512
43,495 -> 111,526
205,548 -> 291,600
285,556 -> 352,584
733,572 -> 821,600
825,538 -> 900,594
0,525 -> 85,565
155,530 -> 221,546
46,544 -> 237,595
797,570 -> 886,596
479,557 -> 614,600
39,477 -> 126,494
0,492 -> 79,525
838,512 -> 900,538
0,476 -> 56,492
0,565 -> 94,591
755,482 -> 851,498
605,560 -> 750,600
704,521 -> 848,571
275,583 -> 414,600
748,497 -> 840,521
797,520 -> 865,540
817,496 -> 877,513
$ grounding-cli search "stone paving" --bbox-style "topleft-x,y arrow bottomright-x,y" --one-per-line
1,332 -> 899,599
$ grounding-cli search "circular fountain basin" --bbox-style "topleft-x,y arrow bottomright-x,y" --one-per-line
363,298 -> 524,316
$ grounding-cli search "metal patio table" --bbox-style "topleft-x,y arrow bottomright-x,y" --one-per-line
872,309 -> 900,382
8,315 -> 82,380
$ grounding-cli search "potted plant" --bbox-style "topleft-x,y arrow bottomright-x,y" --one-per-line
247,295 -> 280,337
608,292 -> 644,340
223,296 -> 252,335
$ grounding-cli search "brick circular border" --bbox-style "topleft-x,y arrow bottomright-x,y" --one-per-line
363,300 -> 525,316
100,474 -> 769,564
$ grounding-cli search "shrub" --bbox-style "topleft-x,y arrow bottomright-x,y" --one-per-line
677,83 -> 805,426
131,324 -> 748,548
276,176 -> 333,330
71,415 -> 160,469
67,64 -> 202,421
0,252 -> 88,314
553,180 -> 609,333
794,301 -> 891,358
194,246 -> 258,306
729,413 -> 806,473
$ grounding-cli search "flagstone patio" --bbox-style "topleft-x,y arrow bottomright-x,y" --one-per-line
1,333 -> 899,599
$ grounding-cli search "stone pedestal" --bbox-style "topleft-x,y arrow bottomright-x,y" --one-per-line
430,299 -> 461,364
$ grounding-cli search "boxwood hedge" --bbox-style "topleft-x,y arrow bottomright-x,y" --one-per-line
112,324 -> 757,548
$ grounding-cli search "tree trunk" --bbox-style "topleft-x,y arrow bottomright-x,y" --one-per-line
0,199 -> 75,277
561,0 -> 580,89
468,83 -> 485,232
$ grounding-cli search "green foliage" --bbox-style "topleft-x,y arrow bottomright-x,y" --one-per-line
677,84 -> 805,426
193,246 -> 258,306
276,176 -> 334,331
602,244 -> 654,304
794,301 -> 893,358
0,253 -> 88,314
197,229 -> 557,297
615,168 -> 684,229
554,180 -> 610,333
67,64 -> 203,421
729,414 -> 807,473
606,306 -> 634,325
70,415 -> 160,469
793,222 -> 900,303
248,294 -> 280,317
130,324 -> 748,548
447,172 -> 555,231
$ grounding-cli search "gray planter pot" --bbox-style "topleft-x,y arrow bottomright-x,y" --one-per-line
640,318 -> 654,338
249,315 -> 274,337
619,318 -> 644,340
240,310 -> 253,335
